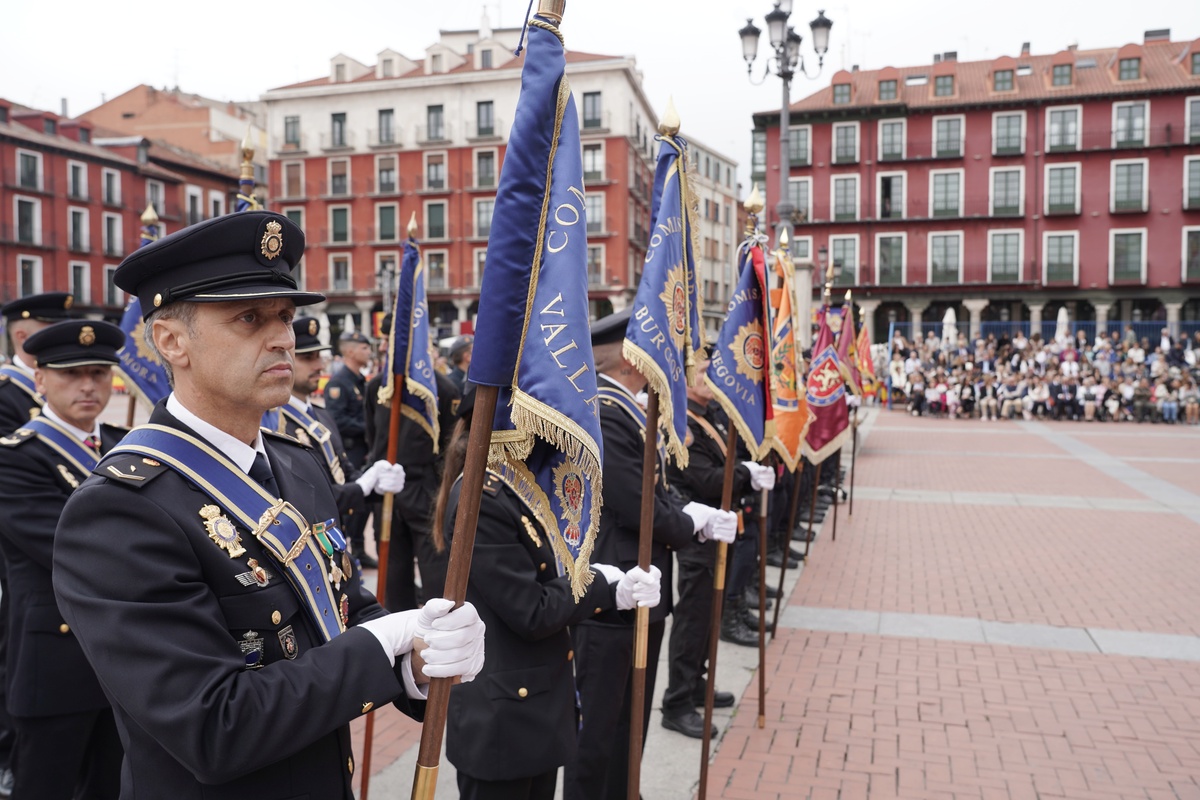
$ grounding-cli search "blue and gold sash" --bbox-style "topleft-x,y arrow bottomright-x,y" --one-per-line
108,425 -> 347,642
0,364 -> 43,405
24,417 -> 99,480
597,383 -> 668,476
277,405 -> 345,485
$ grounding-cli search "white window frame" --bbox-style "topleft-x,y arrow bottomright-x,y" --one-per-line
927,231 -> 964,284
423,150 -> 448,191
1182,226 -> 1200,282
424,199 -> 448,240
14,195 -> 42,246
424,249 -> 449,290
16,254 -> 43,296
327,158 -> 351,196
828,234 -> 860,284
328,253 -> 353,292
587,243 -> 607,286
146,179 -> 166,214
585,192 -> 605,234
1111,100 -> 1150,149
185,185 -> 204,224
103,265 -> 123,307
375,251 -> 400,286
988,166 -> 1025,216
374,153 -> 399,194
991,110 -> 1026,155
829,174 -> 860,221
282,161 -> 305,199
875,170 -> 906,220
830,121 -> 861,164
473,197 -> 496,238
1108,227 -> 1148,284
473,247 -> 488,287
14,148 -> 43,191
874,231 -> 907,285
987,229 -> 1025,283
1045,104 -> 1083,152
328,204 -> 352,244
101,168 -> 122,206
928,168 -> 964,218
1109,157 -> 1149,213
208,190 -> 226,218
1043,162 -> 1082,215
375,202 -> 399,242
931,114 -> 965,157
69,260 -> 91,304
68,206 -> 90,252
67,159 -> 88,200
581,141 -> 606,183
1185,155 -> 1200,210
101,211 -> 123,257
1187,97 -> 1200,143
1041,230 -> 1080,285
877,118 -> 907,161
788,124 -> 813,165
473,147 -> 499,189
790,234 -> 814,263
281,206 -> 305,232
788,176 -> 813,222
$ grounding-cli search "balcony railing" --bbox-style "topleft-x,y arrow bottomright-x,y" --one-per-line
367,128 -> 402,148
2,169 -> 55,194
275,134 -> 309,154
415,123 -> 452,144
320,131 -> 355,151
0,224 -> 55,248
1045,263 -> 1075,283
581,110 -> 611,133
465,120 -> 504,140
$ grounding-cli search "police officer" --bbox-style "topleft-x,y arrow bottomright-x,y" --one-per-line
446,335 -> 473,392
276,317 -> 404,566
436,390 -> 660,800
52,211 -> 486,799
325,329 -> 373,562
564,308 -> 698,800
0,319 -> 127,799
364,314 -> 459,609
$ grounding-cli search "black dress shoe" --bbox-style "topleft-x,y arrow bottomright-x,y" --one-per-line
661,710 -> 717,739
766,549 -> 799,569
743,588 -> 775,609
719,608 -> 758,647
692,689 -> 736,709
355,551 -> 379,569
0,766 -> 12,799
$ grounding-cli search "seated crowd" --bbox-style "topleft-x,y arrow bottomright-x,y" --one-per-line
884,326 -> 1200,425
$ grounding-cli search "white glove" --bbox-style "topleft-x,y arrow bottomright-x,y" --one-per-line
743,462 -> 776,491
700,509 -> 738,544
354,461 -> 385,496
414,598 -> 486,682
682,501 -> 717,535
358,609 -> 420,668
615,565 -> 661,611
592,562 -> 624,585
846,393 -> 862,408
634,391 -> 649,408
374,462 -> 406,495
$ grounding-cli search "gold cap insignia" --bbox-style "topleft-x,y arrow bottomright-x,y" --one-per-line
308,319 -> 318,336
20,311 -> 30,319
64,296 -> 74,309
153,293 -> 163,308
261,220 -> 284,261
79,325 -> 96,346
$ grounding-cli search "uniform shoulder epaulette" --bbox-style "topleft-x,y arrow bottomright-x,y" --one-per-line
0,372 -> 8,383
94,452 -> 171,488
482,472 -> 502,497
261,427 -> 311,448
0,427 -> 36,447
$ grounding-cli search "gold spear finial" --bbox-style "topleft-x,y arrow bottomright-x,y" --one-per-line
140,203 -> 160,226
779,228 -> 790,249
407,211 -> 419,237
658,96 -> 680,137
538,0 -> 565,23
844,289 -> 852,304
240,126 -> 255,183
744,183 -> 764,214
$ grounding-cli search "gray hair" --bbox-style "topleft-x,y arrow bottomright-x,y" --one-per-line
143,302 -> 199,388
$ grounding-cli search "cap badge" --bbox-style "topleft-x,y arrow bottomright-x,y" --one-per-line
79,325 -> 96,346
308,319 -> 318,336
261,220 -> 284,261
64,296 -> 74,310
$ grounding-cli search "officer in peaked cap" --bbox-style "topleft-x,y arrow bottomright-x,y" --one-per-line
446,335 -> 473,392
325,329 -> 373,510
51,211 -> 486,800
0,319 -> 127,800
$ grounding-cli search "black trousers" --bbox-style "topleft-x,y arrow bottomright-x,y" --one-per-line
457,767 -> 557,800
379,475 -> 448,611
0,569 -> 13,771
724,521 -> 759,603
662,554 -> 713,717
13,707 -> 122,800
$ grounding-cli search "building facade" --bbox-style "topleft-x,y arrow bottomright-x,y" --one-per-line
752,31 -> 1200,344
1,98 -> 239,339
685,137 -> 740,340
260,16 -> 733,339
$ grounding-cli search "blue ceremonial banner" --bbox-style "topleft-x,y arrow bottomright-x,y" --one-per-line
468,14 -> 601,599
378,236 -> 439,447
116,219 -> 170,407
705,241 -> 774,458
622,135 -> 702,468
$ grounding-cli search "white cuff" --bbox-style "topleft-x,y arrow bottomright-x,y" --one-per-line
399,652 -> 430,700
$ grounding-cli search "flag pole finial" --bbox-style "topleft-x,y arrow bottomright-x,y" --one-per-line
658,96 -> 680,137
538,0 -> 565,23
407,211 -> 419,237
239,126 -> 255,183
140,203 -> 160,226
778,227 -> 789,249
744,183 -> 764,214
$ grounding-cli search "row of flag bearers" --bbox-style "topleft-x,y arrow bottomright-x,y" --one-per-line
0,4 -> 876,800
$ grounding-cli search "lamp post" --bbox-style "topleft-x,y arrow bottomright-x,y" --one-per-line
740,3 -> 831,347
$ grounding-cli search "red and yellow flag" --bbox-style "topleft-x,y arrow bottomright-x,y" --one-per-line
855,315 -> 876,396
769,247 -> 814,472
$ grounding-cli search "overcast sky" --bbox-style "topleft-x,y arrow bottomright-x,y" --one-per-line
4,0 -> 1196,190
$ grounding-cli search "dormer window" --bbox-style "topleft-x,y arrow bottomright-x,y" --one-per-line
1118,57 -> 1140,80
382,58 -> 394,78
878,79 -> 897,100
43,118 -> 57,135
334,63 -> 346,83
993,70 -> 1014,91
934,75 -> 954,96
832,84 -> 851,104
481,49 -> 493,69
1192,52 -> 1200,75
431,54 -> 443,73
1052,64 -> 1072,86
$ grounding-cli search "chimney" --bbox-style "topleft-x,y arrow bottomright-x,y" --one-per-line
1020,41 -> 1031,56
851,64 -> 859,72
61,98 -> 68,118
1144,28 -> 1170,43
1067,43 -> 1078,51
944,51 -> 958,62
933,54 -> 942,63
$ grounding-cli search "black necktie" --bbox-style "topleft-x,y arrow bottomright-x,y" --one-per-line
249,452 -> 280,497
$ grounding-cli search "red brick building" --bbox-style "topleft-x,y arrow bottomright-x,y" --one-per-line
752,31 -> 1200,343
1,98 -> 239,334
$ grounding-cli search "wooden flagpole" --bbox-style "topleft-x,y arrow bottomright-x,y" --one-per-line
771,471 -> 803,640
627,389 -> 659,800
697,425 -> 738,800
756,486 -> 768,728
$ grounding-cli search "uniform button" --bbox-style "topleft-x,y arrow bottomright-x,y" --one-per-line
271,611 -> 282,625
539,562 -> 547,572
59,623 -> 70,634
348,756 -> 354,775
567,650 -> 574,661
594,607 -> 602,614
517,688 -> 528,698
362,702 -> 374,714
